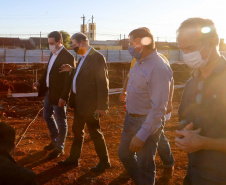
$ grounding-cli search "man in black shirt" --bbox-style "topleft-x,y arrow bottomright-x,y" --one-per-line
176,17 -> 226,185
0,122 -> 38,185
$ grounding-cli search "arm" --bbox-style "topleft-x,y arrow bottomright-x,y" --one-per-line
129,67 -> 172,152
178,78 -> 195,130
95,54 -> 109,111
166,78 -> 174,114
119,76 -> 129,102
136,67 -> 172,142
175,125 -> 226,153
60,55 -> 76,102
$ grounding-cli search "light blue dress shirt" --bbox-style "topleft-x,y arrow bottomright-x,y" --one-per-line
72,47 -> 92,94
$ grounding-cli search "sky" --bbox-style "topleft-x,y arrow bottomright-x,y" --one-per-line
0,0 -> 225,42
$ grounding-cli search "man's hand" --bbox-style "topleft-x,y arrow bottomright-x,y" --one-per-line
59,64 -> 73,73
33,82 -> 40,90
175,125 -> 203,153
129,136 -> 144,153
58,98 -> 66,107
166,102 -> 173,114
119,92 -> 126,103
94,110 -> 107,119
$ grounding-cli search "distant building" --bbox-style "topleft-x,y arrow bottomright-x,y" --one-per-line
118,40 -> 179,51
88,22 -> 96,41
80,15 -> 97,41
21,39 -> 36,50
155,42 -> 178,50
30,37 -> 48,49
90,40 -> 122,50
80,24 -> 88,36
0,37 -> 23,49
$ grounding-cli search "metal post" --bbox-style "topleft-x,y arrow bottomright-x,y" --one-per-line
32,70 -> 34,92
119,50 -> 121,61
35,70 -> 38,82
4,49 -> 6,63
41,49 -> 43,62
24,49 -> 26,62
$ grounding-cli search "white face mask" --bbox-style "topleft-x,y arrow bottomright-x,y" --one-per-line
183,42 -> 209,69
49,45 -> 57,54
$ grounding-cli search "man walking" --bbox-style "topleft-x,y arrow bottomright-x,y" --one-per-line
33,31 -> 75,159
176,17 -> 226,185
58,32 -> 110,172
118,28 -> 173,185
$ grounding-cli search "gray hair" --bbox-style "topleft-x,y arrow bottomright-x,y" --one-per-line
71,32 -> 88,43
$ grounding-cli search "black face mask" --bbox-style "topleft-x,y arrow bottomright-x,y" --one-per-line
73,46 -> 79,53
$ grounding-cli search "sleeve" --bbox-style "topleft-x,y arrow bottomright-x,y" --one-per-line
178,78 -> 194,127
60,54 -> 76,101
95,54 -> 109,110
136,67 -> 172,142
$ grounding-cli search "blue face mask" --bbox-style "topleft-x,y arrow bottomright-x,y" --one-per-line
128,45 -> 143,60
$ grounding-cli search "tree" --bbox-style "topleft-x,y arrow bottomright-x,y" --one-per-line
60,30 -> 71,49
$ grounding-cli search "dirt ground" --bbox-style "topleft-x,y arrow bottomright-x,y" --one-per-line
0,63 -> 191,185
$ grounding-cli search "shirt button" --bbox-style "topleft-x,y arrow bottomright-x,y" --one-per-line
132,74 -> 134,76
129,84 -> 131,85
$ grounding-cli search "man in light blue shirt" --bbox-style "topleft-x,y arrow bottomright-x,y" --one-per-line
118,28 -> 173,185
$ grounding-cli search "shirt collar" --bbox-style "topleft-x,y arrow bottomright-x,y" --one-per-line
137,49 -> 157,64
54,45 -> 64,55
193,55 -> 226,78
81,47 -> 92,59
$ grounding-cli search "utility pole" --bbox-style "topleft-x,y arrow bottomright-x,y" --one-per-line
124,34 -> 126,50
81,15 -> 85,33
91,15 -> 94,24
40,32 -> 41,49
120,34 -> 121,40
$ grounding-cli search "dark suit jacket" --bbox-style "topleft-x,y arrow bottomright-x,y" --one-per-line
69,48 -> 109,116
38,47 -> 75,105
0,149 -> 38,185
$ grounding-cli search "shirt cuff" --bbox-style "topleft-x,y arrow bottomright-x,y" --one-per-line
136,124 -> 160,142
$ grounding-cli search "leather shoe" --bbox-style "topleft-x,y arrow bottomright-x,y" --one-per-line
58,159 -> 78,167
44,143 -> 56,151
47,149 -> 64,159
90,162 -> 111,172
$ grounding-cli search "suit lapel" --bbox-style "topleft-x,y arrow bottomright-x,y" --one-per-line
77,48 -> 95,76
49,48 -> 65,74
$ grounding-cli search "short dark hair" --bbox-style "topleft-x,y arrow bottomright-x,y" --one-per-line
129,28 -> 155,50
0,122 -> 15,151
71,32 -> 88,43
177,17 -> 219,44
48,31 -> 63,43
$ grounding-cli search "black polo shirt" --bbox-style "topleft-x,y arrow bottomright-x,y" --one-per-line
178,56 -> 226,185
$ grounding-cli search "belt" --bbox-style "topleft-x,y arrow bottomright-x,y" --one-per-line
128,113 -> 147,117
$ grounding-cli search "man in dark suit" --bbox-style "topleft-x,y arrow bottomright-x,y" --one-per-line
0,122 -> 38,185
58,32 -> 110,172
33,31 -> 75,159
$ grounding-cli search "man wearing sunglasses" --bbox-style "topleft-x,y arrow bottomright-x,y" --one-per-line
176,18 -> 226,185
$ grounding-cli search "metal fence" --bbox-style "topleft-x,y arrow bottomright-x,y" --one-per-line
0,48 -> 226,64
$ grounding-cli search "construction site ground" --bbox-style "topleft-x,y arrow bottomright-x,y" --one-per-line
0,63 -> 192,185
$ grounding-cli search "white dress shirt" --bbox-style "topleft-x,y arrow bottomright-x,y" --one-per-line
46,46 -> 64,87
72,47 -> 92,94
